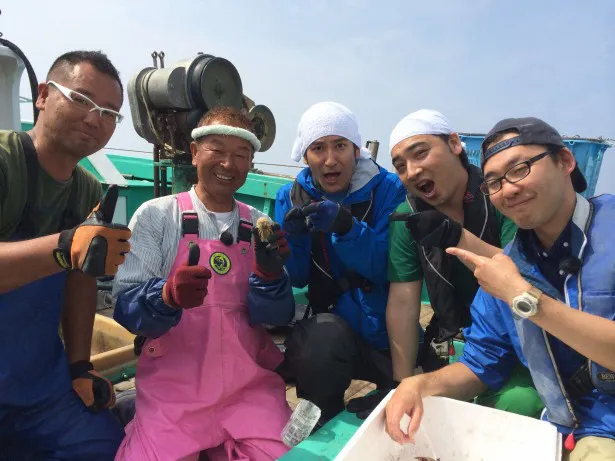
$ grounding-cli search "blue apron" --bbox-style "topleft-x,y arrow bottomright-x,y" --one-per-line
0,272 -> 69,406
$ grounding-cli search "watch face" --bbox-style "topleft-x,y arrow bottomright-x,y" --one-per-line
516,299 -> 533,314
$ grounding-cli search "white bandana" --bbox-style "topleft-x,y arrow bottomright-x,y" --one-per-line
389,109 -> 457,154
290,102 -> 372,162
191,124 -> 261,151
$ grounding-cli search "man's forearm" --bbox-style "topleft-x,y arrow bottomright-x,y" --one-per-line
388,323 -> 420,382
0,235 -> 62,293
387,305 -> 420,381
62,271 -> 97,364
532,295 -> 615,371
387,281 -> 422,381
418,362 -> 488,402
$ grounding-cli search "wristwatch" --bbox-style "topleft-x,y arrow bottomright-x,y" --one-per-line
511,286 -> 543,319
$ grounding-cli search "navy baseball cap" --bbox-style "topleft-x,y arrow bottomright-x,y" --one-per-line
480,117 -> 587,193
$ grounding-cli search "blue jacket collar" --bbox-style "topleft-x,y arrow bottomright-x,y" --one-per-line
507,194 -> 591,302
296,158 -> 383,204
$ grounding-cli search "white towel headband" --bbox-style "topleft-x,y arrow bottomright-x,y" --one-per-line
191,125 -> 261,152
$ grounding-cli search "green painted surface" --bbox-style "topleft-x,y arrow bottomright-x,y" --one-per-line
279,410 -> 364,461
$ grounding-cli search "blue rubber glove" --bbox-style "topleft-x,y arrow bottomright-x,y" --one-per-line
283,206 -> 311,236
302,200 -> 353,235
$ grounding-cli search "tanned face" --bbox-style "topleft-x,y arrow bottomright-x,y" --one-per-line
36,62 -> 122,160
484,133 -> 577,230
190,129 -> 253,201
304,135 -> 359,194
391,133 -> 465,207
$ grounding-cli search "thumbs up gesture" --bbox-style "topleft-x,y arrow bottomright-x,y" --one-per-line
54,184 -> 132,277
162,242 -> 212,310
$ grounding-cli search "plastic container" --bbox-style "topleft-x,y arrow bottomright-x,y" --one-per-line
335,392 -> 562,461
460,133 -> 611,198
281,399 -> 322,448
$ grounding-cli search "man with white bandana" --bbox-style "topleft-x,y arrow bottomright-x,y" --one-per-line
385,116 -> 615,461
111,107 -> 295,460
386,109 -> 544,418
274,102 -> 410,424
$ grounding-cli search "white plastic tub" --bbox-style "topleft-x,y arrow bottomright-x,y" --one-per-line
335,391 -> 562,461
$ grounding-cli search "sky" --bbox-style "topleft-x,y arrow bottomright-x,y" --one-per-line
3,0 -> 614,193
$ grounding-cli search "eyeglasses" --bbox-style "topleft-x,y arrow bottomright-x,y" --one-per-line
480,151 -> 551,195
47,80 -> 123,124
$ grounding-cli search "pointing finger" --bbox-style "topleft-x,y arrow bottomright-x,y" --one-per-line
446,247 -> 485,270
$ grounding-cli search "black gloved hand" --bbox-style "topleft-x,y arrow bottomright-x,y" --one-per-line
389,209 -> 462,249
282,206 -> 311,236
302,200 -> 354,235
346,383 -> 399,420
69,360 -> 115,413
253,223 -> 290,281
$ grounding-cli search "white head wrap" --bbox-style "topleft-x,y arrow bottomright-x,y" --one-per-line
191,124 -> 261,151
389,109 -> 464,154
290,102 -> 372,163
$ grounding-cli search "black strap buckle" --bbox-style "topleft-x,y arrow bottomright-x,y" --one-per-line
429,338 -> 451,358
238,219 -> 253,243
181,211 -> 199,236
134,335 -> 146,356
565,362 -> 593,401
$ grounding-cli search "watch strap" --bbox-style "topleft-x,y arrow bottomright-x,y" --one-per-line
527,285 -> 543,302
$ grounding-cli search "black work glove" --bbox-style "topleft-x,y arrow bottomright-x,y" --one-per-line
302,200 -> 354,235
346,383 -> 400,420
389,209 -> 462,249
55,184 -> 131,277
253,223 -> 290,281
69,360 -> 115,413
282,206 -> 311,236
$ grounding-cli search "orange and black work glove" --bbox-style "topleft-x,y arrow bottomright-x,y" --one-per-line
54,185 -> 131,277
162,242 -> 212,309
253,223 -> 290,281
69,360 -> 115,413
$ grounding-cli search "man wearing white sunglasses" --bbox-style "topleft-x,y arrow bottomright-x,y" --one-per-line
0,50 -> 129,460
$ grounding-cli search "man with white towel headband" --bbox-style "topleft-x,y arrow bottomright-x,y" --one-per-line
274,101 -> 413,424
385,109 -> 543,418
386,115 -> 615,460
112,106 -> 295,460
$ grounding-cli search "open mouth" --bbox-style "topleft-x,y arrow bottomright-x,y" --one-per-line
214,173 -> 233,182
416,179 -> 436,198
323,172 -> 341,183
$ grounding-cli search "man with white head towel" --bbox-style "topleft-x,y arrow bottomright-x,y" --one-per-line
386,109 -> 543,418
275,102 -> 412,424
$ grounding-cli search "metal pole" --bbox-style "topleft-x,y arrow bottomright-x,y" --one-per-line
366,140 -> 380,161
153,145 -> 160,198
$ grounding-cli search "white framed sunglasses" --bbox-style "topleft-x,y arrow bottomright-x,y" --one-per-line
47,80 -> 124,124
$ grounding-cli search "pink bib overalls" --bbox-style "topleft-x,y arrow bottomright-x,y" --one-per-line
115,193 -> 291,461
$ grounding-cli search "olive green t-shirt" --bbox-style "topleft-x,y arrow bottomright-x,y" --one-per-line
0,130 -> 102,240
388,199 -> 517,303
